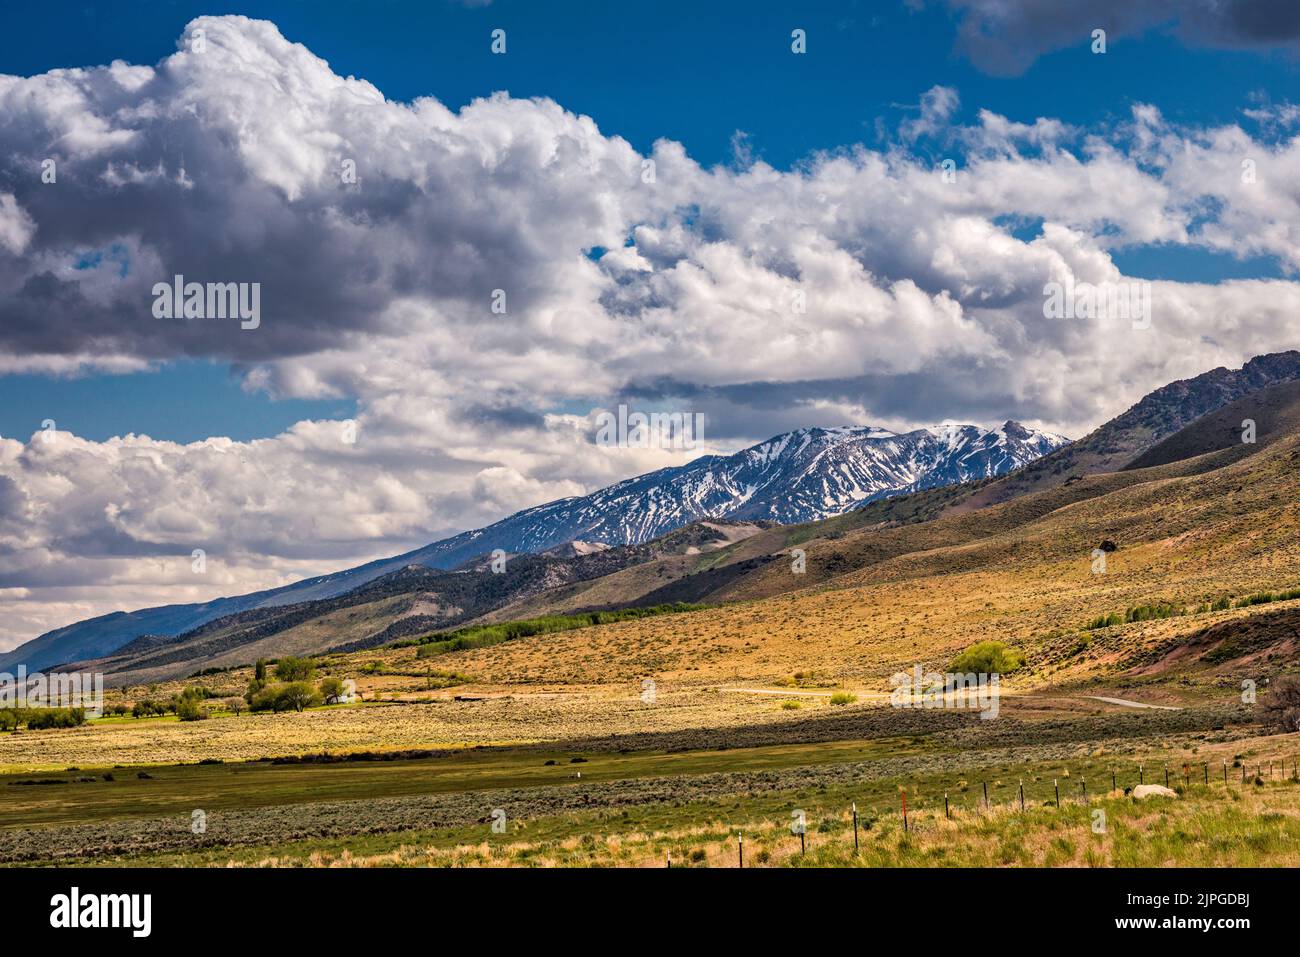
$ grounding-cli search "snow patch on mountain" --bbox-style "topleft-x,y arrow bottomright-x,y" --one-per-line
406,420 -> 1070,568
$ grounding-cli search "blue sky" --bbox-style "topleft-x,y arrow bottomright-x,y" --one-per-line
0,362 -> 356,443
0,1 -> 1292,169
0,0 -> 1296,442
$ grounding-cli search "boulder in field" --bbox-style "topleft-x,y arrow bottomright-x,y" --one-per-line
1132,784 -> 1178,800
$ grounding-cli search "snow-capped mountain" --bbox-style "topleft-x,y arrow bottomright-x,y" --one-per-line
20,349 -> 1300,674
405,420 -> 1069,566
0,420 -> 1066,672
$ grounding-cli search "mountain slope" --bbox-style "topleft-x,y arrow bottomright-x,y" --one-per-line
58,368 -> 1300,684
502,369 -> 1300,618
150,385 -> 1300,692
2,421 -> 1064,671
949,350 -> 1300,514
69,521 -> 767,682
1124,377 -> 1300,471
20,350 -> 1300,674
432,403 -> 1300,692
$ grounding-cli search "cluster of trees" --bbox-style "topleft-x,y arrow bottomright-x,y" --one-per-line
127,685 -> 221,720
110,657 -> 347,722
247,681 -> 322,713
0,707 -> 87,731
243,657 -> 345,713
131,699 -> 170,718
1233,587 -> 1300,609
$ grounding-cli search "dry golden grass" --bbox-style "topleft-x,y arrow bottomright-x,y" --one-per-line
0,685 -> 899,771
402,432 -> 1300,691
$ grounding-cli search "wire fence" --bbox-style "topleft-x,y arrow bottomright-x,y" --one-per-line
671,755 -> 1300,866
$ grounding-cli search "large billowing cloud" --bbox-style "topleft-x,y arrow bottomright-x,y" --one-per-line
1,15 -> 1299,648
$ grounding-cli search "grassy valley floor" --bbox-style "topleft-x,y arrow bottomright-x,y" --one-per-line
2,691 -> 1296,866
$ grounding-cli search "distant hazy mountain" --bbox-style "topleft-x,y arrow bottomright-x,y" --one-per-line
2,420 -> 1066,671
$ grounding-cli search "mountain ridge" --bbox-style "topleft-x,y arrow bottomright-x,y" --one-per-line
2,419 -> 1065,671
18,344 -> 1300,675
77,372 -> 1300,685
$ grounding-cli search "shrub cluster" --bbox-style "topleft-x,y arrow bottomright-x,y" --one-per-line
0,707 -> 87,731
174,686 -> 211,722
1086,586 -> 1300,631
949,640 -> 1024,674
1234,588 -> 1300,609
402,603 -> 709,658
1086,602 -> 1184,630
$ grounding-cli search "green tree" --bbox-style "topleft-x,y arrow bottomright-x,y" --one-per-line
274,657 -> 316,682
25,708 -> 86,729
175,696 -> 209,721
244,678 -> 266,706
254,658 -> 267,682
319,676 -> 345,704
277,682 -> 322,713
249,685 -> 279,712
